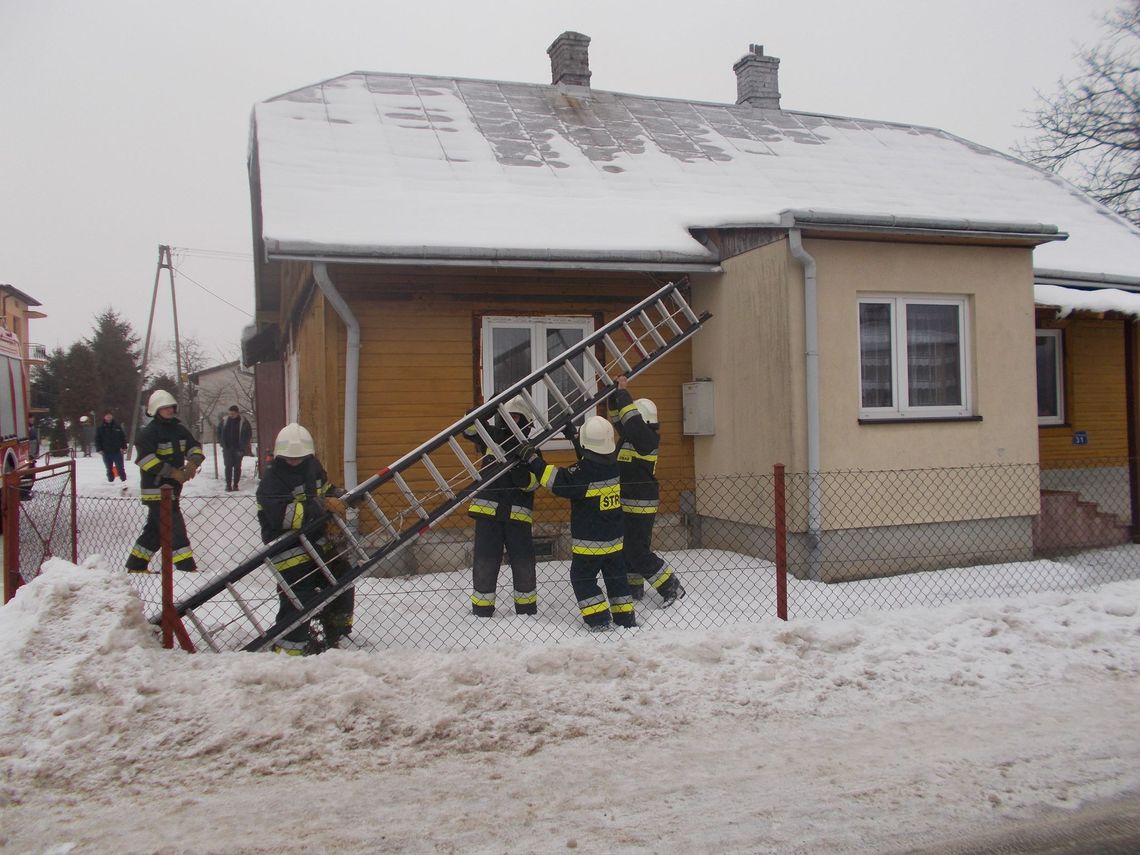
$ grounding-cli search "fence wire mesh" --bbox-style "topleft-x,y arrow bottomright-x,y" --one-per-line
39,458 -> 1140,652
5,462 -> 75,592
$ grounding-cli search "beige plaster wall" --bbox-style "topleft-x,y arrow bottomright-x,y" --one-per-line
691,236 -> 1042,529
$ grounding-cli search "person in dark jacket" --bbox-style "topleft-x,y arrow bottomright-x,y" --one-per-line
608,375 -> 685,606
217,405 -> 253,491
126,390 -> 204,573
94,410 -> 129,484
521,415 -> 635,631
256,422 -> 354,655
462,395 -> 539,617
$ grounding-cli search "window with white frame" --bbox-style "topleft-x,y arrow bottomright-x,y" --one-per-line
1035,328 -> 1065,425
857,295 -> 972,419
481,316 -> 594,432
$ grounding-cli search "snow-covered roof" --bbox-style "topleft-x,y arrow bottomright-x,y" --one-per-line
1035,284 -> 1140,318
252,72 -> 1140,281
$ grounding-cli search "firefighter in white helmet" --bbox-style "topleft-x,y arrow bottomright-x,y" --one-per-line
607,375 -> 685,606
256,422 -> 355,655
518,414 -> 636,630
461,395 -> 540,617
126,390 -> 205,573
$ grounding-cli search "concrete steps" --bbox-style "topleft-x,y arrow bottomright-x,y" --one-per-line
1033,490 -> 1132,553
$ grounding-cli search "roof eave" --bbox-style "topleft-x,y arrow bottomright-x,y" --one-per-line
776,209 -> 1068,245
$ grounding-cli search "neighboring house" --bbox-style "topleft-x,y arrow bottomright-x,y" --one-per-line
187,360 -> 256,447
245,33 -> 1140,577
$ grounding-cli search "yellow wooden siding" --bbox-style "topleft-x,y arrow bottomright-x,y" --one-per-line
297,266 -> 696,528
1038,318 -> 1128,468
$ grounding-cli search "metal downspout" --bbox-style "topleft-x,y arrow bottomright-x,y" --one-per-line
313,263 -> 360,489
788,230 -> 823,578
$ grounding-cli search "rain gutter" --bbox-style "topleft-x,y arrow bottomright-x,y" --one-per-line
313,263 -> 360,489
1035,269 -> 1140,290
775,210 -> 1068,244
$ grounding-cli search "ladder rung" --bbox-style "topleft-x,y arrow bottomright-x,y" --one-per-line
185,608 -> 221,652
361,493 -> 399,538
602,334 -> 632,374
473,420 -> 507,461
560,357 -> 592,398
656,299 -> 684,336
640,310 -> 668,349
421,453 -> 455,499
623,322 -> 650,359
393,471 -> 429,520
327,516 -> 371,562
582,347 -> 611,387
542,374 -> 573,418
226,582 -> 266,636
449,436 -> 482,481
517,387 -> 548,430
266,560 -> 304,609
496,402 -> 529,446
670,290 -> 700,325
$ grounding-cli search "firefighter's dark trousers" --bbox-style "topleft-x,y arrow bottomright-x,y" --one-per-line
622,511 -> 675,592
471,519 -> 537,615
126,498 -> 196,572
570,550 -> 635,628
277,553 -> 355,645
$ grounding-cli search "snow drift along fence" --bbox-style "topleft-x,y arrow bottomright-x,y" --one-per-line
3,460 -> 76,603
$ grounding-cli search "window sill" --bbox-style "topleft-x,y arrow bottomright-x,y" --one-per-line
858,415 -> 983,425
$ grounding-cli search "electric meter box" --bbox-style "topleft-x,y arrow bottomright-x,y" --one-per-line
682,380 -> 715,436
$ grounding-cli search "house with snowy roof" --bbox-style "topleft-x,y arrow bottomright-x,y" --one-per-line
245,32 -> 1140,578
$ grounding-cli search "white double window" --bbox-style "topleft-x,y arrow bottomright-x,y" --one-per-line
857,295 -> 972,419
480,316 -> 594,429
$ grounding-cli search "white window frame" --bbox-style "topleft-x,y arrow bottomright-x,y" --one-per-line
481,315 -> 594,447
1036,328 -> 1065,426
857,295 -> 973,420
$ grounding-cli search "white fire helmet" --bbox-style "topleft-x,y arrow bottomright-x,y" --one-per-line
79,415 -> 89,424
146,389 -> 178,417
634,397 -> 658,425
579,415 -> 616,455
274,423 -> 315,458
503,395 -> 532,422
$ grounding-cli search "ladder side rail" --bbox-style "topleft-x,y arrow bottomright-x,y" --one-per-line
342,281 -> 687,501
616,310 -> 712,382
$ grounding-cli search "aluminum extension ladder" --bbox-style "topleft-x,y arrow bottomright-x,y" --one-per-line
162,281 -> 711,652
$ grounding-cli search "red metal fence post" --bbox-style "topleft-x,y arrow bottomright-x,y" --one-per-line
160,484 -> 174,649
3,471 -> 20,604
68,459 -> 77,563
774,463 -> 788,621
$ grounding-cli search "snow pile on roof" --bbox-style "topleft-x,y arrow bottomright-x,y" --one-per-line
253,73 -> 1140,279
1035,283 -> 1140,318
2,557 -> 1139,851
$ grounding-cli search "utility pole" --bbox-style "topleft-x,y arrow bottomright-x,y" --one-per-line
128,245 -> 180,451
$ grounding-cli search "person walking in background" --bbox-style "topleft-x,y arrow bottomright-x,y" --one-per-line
608,375 -> 685,606
218,405 -> 253,491
256,422 -> 355,655
461,396 -> 540,618
126,390 -> 204,574
95,410 -> 129,486
519,415 -> 636,631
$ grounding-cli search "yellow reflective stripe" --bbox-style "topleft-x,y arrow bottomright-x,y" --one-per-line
317,483 -> 330,496
171,547 -> 194,564
572,541 -> 623,555
648,566 -> 675,588
523,472 -> 539,492
622,505 -> 657,514
290,502 -> 304,529
469,501 -> 497,517
138,454 -> 161,471
130,546 -> 154,560
470,593 -> 495,607
617,448 -> 658,463
540,464 -> 558,490
513,591 -> 537,605
509,506 -> 533,523
611,601 -> 634,614
580,601 -> 610,617
272,553 -> 311,572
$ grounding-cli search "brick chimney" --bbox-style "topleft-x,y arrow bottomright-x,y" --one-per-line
547,31 -> 591,87
733,44 -> 780,109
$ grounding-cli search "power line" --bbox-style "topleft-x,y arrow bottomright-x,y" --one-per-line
170,265 -> 253,317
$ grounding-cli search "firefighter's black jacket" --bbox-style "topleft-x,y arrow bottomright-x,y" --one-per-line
528,450 -> 622,555
256,455 -> 341,544
607,388 -> 660,506
134,416 -> 204,503
463,422 -> 539,525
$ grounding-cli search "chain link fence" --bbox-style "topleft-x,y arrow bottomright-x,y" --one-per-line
13,459 -> 1140,651
3,461 -> 75,599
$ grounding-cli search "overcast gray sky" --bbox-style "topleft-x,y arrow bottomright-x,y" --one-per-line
0,0 -> 1122,366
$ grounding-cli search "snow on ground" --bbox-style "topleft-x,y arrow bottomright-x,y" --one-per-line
1,454 -> 1137,853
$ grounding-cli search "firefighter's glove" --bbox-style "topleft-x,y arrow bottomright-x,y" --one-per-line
182,459 -> 201,481
166,467 -> 188,484
515,443 -> 540,466
323,496 -> 348,518
325,518 -> 343,540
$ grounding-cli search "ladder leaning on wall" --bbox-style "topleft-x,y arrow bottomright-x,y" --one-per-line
159,280 -> 712,652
